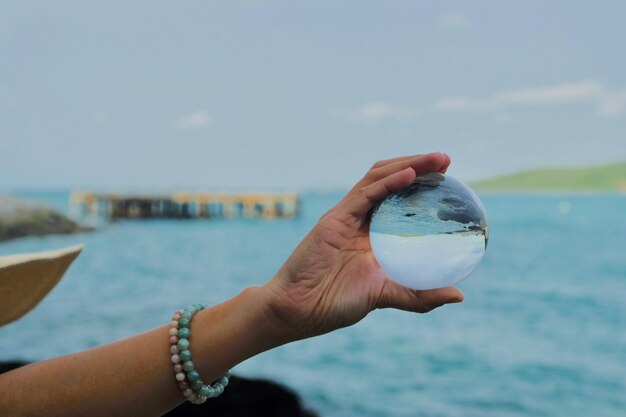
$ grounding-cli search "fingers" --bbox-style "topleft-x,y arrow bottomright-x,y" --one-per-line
354,152 -> 450,190
370,155 -> 421,170
342,167 -> 417,219
369,152 -> 451,172
341,152 -> 450,219
376,279 -> 464,313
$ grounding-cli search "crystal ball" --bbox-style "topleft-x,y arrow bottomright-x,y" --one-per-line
369,173 -> 488,290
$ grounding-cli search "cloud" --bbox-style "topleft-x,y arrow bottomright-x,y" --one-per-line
172,110 -> 212,129
497,81 -> 603,104
440,14 -> 468,29
332,102 -> 420,126
334,81 -> 626,126
431,80 -> 626,117
432,97 -> 491,113
597,90 -> 626,117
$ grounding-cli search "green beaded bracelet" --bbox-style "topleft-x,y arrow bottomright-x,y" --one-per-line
169,303 -> 231,404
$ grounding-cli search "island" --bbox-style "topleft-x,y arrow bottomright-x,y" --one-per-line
0,195 -> 92,242
472,162 -> 626,192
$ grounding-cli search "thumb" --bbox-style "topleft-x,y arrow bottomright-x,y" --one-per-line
376,279 -> 464,313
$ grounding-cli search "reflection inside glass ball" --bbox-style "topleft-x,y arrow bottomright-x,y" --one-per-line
369,173 -> 488,290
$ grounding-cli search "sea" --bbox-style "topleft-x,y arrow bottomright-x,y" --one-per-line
1,190 -> 625,417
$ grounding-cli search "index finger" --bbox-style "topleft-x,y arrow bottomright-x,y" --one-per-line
340,152 -> 450,220
350,153 -> 451,192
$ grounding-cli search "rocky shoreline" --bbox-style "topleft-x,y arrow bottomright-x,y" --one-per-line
0,195 -> 92,243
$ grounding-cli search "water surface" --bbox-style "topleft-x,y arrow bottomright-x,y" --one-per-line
1,191 -> 625,417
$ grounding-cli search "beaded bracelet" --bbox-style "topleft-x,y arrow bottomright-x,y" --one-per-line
169,303 -> 231,404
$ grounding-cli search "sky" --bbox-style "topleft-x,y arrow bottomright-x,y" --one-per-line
1,1 -> 625,191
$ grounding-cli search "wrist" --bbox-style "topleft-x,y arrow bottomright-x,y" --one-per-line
188,285 -> 288,380
240,283 -> 299,347
257,273 -> 317,344
231,285 -> 293,350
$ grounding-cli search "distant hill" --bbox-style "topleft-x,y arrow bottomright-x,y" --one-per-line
473,162 -> 626,192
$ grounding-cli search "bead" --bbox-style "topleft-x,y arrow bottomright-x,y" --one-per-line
199,385 -> 212,397
187,370 -> 201,382
171,303 -> 229,404
178,327 -> 190,339
179,349 -> 192,362
182,361 -> 195,372
177,338 -> 190,350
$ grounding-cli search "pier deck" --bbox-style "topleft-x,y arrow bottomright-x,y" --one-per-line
70,192 -> 300,220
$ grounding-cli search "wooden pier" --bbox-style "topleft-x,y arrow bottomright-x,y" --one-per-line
70,192 -> 300,220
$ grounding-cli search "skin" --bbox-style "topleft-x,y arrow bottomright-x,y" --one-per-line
0,152 -> 464,417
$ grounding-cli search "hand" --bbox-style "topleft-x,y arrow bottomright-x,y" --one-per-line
261,152 -> 465,343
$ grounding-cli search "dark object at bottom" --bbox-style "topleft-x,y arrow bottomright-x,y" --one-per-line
1,361 -> 318,417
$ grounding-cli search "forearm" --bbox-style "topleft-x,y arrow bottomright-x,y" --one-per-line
0,286 -> 283,417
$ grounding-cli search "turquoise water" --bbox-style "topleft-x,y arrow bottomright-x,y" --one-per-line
1,191 -> 625,417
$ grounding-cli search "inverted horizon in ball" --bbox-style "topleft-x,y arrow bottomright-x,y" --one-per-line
369,173 -> 488,290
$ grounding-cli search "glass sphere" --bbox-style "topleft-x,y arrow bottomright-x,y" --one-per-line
369,173 -> 488,290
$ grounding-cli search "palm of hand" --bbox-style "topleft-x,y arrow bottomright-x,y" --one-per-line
275,214 -> 387,337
